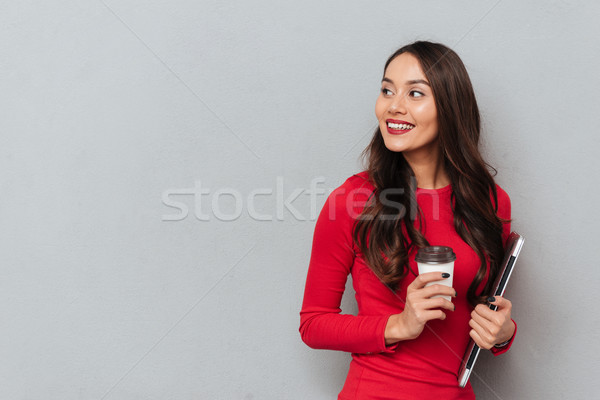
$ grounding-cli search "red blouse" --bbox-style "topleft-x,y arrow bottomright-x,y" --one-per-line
299,172 -> 514,400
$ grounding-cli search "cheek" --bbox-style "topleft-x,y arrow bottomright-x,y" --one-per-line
419,103 -> 437,127
375,98 -> 386,119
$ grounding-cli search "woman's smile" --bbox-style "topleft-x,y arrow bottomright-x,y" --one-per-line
385,119 -> 415,135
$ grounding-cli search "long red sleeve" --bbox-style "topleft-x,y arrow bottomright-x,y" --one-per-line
299,179 -> 399,354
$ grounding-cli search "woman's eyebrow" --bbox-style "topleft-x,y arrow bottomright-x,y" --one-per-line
381,77 -> 430,87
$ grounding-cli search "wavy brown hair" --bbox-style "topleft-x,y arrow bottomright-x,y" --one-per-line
352,41 -> 508,307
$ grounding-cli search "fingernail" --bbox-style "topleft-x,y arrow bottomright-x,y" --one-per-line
441,273 -> 450,278
487,296 -> 496,303
454,290 -> 457,297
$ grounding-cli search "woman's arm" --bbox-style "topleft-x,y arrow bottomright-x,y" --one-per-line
299,180 -> 400,354
468,184 -> 516,354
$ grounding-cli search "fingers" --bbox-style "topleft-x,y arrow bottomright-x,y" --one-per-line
471,304 -> 503,326
407,274 -> 455,313
471,307 -> 502,329
412,309 -> 448,324
469,312 -> 501,345
420,284 -> 456,301
409,271 -> 451,290
487,296 -> 512,312
472,297 -> 512,321
470,296 -> 516,348
401,272 -> 456,339
411,295 -> 455,313
407,282 -> 455,309
469,327 -> 494,350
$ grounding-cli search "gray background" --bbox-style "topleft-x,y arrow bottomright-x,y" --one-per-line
1,0 -> 598,399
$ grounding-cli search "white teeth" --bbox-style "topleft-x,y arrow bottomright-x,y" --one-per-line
387,122 -> 414,130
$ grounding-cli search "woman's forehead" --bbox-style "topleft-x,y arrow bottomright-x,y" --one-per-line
384,53 -> 428,84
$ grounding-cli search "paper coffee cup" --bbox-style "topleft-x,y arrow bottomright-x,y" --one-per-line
415,246 -> 456,301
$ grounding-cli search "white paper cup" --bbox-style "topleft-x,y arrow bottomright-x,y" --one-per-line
415,246 -> 456,302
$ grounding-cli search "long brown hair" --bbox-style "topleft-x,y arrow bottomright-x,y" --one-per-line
353,41 -> 507,307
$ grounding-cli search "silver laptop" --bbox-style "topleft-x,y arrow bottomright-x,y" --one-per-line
458,231 -> 525,388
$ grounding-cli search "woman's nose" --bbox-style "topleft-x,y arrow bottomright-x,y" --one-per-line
389,94 -> 407,114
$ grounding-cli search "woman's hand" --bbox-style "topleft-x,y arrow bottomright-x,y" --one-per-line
469,296 -> 516,349
385,272 -> 456,344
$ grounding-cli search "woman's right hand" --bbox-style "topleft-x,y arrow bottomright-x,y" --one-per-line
385,272 -> 456,345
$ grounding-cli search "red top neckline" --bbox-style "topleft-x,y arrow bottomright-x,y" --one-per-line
416,184 -> 452,194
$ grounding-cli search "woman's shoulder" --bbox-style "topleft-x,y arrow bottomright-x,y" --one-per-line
323,171 -> 374,218
341,171 -> 374,191
494,183 -> 510,203
493,183 -> 511,219
332,171 -> 375,200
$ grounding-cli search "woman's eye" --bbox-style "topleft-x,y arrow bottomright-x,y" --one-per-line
410,90 -> 424,98
381,88 -> 393,96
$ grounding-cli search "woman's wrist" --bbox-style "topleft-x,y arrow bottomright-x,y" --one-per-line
494,338 -> 512,348
495,319 -> 516,346
384,314 -> 401,345
384,313 -> 412,345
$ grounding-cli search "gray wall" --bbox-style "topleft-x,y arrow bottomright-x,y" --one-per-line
1,1 -> 598,399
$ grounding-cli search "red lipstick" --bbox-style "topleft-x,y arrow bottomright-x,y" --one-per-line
385,119 -> 415,135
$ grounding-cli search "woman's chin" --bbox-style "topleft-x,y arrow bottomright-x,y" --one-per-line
382,140 -> 406,153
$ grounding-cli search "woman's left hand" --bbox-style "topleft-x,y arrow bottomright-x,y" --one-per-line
468,296 -> 516,350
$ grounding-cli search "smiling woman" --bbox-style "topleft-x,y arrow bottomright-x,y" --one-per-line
299,41 -> 516,400
376,54 -> 440,162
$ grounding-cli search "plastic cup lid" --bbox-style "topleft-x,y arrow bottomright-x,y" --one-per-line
415,246 -> 456,264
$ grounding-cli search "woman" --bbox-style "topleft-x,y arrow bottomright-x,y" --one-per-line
299,41 -> 516,399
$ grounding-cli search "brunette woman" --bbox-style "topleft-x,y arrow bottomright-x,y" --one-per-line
299,41 -> 516,399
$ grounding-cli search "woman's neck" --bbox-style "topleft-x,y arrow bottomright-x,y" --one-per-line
404,150 -> 450,189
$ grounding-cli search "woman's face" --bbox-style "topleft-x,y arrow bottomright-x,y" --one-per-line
375,53 -> 439,159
